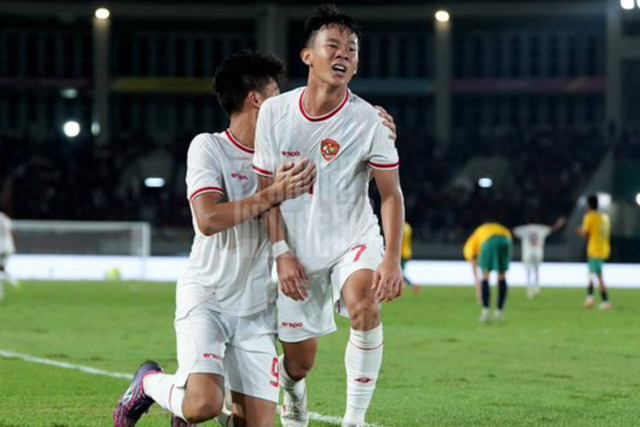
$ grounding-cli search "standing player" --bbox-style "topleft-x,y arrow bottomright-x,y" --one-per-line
253,6 -> 404,427
401,220 -> 419,297
0,210 -> 18,299
578,195 -> 611,310
513,216 -> 565,299
113,51 -> 317,427
463,222 -> 513,323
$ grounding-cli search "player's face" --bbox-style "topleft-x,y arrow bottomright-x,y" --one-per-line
302,24 -> 359,87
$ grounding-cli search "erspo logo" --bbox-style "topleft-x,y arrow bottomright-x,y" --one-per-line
281,321 -> 304,329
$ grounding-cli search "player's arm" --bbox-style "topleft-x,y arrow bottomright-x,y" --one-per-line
371,168 -> 405,302
258,175 -> 310,302
512,226 -> 523,239
463,233 -> 481,304
471,259 -> 481,305
578,215 -> 590,238
192,160 -> 316,236
550,216 -> 566,234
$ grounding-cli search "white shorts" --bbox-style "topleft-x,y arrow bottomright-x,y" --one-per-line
523,254 -> 542,269
174,302 -> 279,403
277,236 -> 384,343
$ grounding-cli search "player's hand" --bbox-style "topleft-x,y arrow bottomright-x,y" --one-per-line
374,106 -> 397,141
276,252 -> 310,301
274,158 -> 316,201
372,255 -> 404,302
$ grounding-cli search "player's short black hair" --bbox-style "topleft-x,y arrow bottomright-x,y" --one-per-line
303,4 -> 362,47
587,194 -> 599,210
212,50 -> 286,117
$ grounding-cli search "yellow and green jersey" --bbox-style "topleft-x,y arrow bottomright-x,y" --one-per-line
463,223 -> 512,261
401,221 -> 412,261
582,211 -> 610,260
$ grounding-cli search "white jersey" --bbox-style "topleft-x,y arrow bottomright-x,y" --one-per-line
176,130 -> 274,318
513,224 -> 552,262
253,87 -> 399,273
0,212 -> 15,254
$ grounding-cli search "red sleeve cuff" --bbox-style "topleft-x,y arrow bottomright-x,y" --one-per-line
252,165 -> 274,176
189,187 -> 224,201
367,160 -> 400,170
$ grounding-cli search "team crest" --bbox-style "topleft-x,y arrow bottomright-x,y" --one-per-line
320,139 -> 340,161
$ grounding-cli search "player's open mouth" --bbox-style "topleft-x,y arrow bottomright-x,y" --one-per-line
331,64 -> 347,75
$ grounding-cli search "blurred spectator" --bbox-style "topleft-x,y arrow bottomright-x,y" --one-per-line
0,125 -> 611,240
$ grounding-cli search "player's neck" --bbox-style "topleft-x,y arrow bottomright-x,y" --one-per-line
228,113 -> 256,149
303,79 -> 347,117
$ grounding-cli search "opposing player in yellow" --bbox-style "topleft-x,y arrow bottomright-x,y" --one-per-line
578,195 -> 611,310
401,221 -> 419,297
463,223 -> 513,322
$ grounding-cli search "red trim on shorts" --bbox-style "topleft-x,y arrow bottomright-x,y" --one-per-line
366,161 -> 400,170
299,88 -> 349,122
224,129 -> 254,154
189,187 -> 224,201
252,165 -> 274,176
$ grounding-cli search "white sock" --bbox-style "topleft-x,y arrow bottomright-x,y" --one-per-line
142,373 -> 186,420
344,324 -> 383,425
279,354 -> 306,400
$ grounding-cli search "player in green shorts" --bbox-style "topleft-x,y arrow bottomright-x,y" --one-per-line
463,223 -> 513,322
579,195 -> 611,310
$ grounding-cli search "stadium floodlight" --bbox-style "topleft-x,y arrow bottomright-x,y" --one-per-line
636,193 -> 640,206
435,10 -> 450,22
620,0 -> 634,10
478,177 -> 493,188
60,88 -> 78,99
63,121 -> 80,138
145,177 -> 166,188
597,192 -> 612,210
95,7 -> 110,19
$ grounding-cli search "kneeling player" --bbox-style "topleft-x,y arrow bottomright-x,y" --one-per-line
113,52 -> 316,427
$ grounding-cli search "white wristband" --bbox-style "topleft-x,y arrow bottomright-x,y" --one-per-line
272,240 -> 291,258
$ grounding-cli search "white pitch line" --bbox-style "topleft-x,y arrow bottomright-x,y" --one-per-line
0,349 -> 389,427
0,349 -> 133,380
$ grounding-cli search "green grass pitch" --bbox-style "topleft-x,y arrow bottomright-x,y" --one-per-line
0,281 -> 639,426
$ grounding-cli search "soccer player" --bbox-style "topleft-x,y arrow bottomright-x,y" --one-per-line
253,5 -> 405,427
0,210 -> 18,299
513,216 -> 565,299
463,222 -> 513,323
113,51 -> 318,427
401,221 -> 419,297
578,194 -> 611,310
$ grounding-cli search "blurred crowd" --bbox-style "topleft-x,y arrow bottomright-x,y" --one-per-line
0,126 -> 614,242
399,126 -> 608,243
